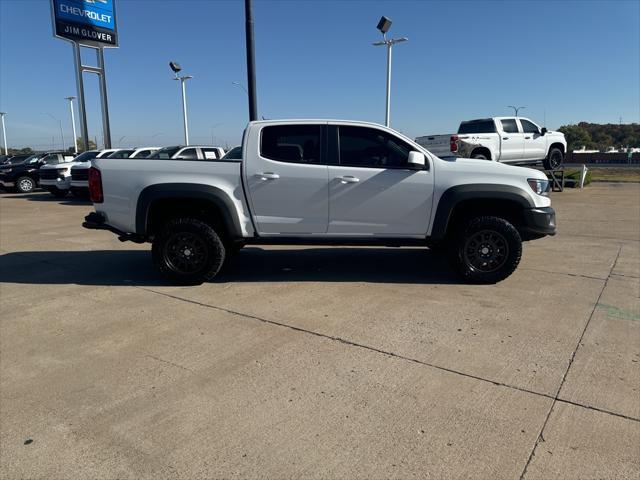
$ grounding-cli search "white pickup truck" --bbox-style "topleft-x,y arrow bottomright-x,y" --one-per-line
83,120 -> 556,285
416,117 -> 566,170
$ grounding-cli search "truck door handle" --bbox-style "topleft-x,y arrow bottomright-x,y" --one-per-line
258,172 -> 280,180
338,175 -> 360,184
525,136 -> 531,139
503,137 -> 509,140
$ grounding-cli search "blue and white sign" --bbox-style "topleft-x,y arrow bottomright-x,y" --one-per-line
51,0 -> 118,47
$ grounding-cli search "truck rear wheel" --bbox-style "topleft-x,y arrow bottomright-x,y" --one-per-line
471,151 -> 489,160
543,147 -> 564,170
152,218 -> 226,285
448,216 -> 522,284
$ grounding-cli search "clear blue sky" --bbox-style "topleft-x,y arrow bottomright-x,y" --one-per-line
1,0 -> 638,150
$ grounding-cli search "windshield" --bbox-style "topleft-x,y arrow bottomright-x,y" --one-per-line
73,151 -> 100,162
7,156 -> 30,164
147,146 -> 181,159
107,149 -> 134,158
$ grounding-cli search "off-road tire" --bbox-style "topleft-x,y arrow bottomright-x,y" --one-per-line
16,176 -> 35,193
448,216 -> 522,284
543,147 -> 564,171
152,218 -> 226,285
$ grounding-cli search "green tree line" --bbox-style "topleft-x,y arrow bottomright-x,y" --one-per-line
3,137 -> 97,156
558,123 -> 640,152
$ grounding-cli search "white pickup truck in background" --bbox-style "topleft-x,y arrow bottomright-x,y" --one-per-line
416,117 -> 566,170
84,120 -> 556,285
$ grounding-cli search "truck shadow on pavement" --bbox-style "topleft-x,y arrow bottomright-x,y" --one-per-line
0,247 -> 461,286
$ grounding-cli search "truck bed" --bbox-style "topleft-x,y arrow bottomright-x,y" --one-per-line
93,157 -> 254,237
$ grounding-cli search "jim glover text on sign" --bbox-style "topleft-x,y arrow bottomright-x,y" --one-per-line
52,0 -> 118,47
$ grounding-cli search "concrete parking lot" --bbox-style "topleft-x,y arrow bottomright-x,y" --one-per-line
1,183 -> 638,479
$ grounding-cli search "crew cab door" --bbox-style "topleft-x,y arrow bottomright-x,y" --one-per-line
244,124 -> 329,234
326,124 -> 433,236
519,118 -> 547,160
498,118 -> 525,160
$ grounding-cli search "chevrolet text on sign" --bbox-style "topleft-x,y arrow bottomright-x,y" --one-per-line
51,0 -> 118,47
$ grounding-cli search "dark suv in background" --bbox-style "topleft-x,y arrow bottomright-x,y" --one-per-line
0,152 -> 72,193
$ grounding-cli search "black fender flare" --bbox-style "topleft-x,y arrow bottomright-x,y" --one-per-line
430,184 -> 535,240
136,183 -> 243,238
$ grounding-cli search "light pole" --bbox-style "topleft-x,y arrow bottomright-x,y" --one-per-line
507,105 -> 526,117
373,16 -> 407,128
44,113 -> 65,152
170,61 -> 193,146
0,112 -> 7,155
65,96 -> 78,153
244,0 -> 258,121
211,122 -> 223,145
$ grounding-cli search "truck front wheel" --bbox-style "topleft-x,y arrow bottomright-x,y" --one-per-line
543,147 -> 564,170
152,218 -> 226,285
449,216 -> 522,284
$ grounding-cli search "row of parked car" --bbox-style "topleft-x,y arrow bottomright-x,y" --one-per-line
0,145 -> 236,197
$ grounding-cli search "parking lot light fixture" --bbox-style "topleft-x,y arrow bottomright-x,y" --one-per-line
170,61 -> 193,146
507,105 -> 526,117
65,97 -> 78,153
0,112 -> 7,155
44,113 -> 65,152
373,16 -> 408,127
232,81 -> 248,95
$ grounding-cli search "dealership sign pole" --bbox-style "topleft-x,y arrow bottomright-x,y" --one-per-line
50,0 -> 118,150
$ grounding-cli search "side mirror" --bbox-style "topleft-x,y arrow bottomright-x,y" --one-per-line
407,151 -> 426,169
540,127 -> 548,136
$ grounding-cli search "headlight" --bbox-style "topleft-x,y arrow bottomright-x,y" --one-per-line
528,178 -> 550,196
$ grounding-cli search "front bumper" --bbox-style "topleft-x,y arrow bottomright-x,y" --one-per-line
40,178 -> 71,190
522,207 -> 556,238
70,180 -> 89,189
0,180 -> 15,188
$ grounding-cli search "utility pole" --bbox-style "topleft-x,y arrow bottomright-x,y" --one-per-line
373,17 -> 407,127
65,96 -> 78,153
244,0 -> 258,121
0,112 -> 7,155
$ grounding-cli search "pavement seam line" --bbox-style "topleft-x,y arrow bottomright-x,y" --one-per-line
518,245 -> 623,480
554,397 -> 639,423
133,284 -> 638,424
145,354 -> 193,372
519,267 -> 607,281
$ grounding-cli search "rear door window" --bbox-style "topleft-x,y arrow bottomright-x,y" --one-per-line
261,125 -> 322,164
458,120 -> 496,134
500,119 -> 520,133
202,148 -> 220,160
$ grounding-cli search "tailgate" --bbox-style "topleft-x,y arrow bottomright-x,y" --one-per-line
414,134 -> 453,158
